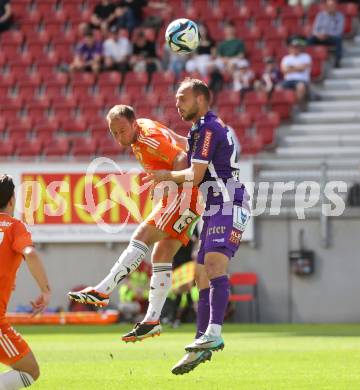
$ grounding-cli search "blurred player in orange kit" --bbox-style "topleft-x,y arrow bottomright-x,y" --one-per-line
68,105 -> 202,342
0,174 -> 51,389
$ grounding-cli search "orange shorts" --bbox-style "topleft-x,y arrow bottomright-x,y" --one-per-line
0,320 -> 30,365
146,188 -> 202,246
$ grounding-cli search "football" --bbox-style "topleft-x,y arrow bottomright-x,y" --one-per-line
165,18 -> 200,54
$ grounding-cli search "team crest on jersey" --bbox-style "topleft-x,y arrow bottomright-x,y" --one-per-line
229,229 -> 242,245
201,130 -> 212,157
173,209 -> 197,233
233,205 -> 250,232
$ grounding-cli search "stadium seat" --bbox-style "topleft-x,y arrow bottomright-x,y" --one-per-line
242,91 -> 268,116
97,138 -> 124,157
226,5 -> 252,23
0,140 -> 15,157
122,71 -> 149,89
15,139 -> 43,158
150,71 -> 176,88
72,138 -> 97,157
0,73 -> 17,97
270,90 -> 297,120
34,0 -> 56,15
254,112 -> 280,145
52,94 -> 78,118
253,5 -> 278,31
98,71 -> 122,86
0,97 -> 24,118
43,138 -> 70,157
0,30 -> 24,45
240,134 -> 264,155
229,272 -> 259,322
33,118 -> 60,141
216,90 -> 241,107
62,116 -> 88,133
26,97 -> 51,120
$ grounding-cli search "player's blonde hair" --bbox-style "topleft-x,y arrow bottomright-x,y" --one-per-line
106,105 -> 136,122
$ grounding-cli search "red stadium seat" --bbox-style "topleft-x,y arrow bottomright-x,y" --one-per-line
270,89 -> 297,120
72,138 -> 97,157
11,0 -> 32,19
98,71 -> 122,86
97,138 -> 124,157
240,134 -> 264,155
150,71 -> 176,88
52,94 -> 78,118
26,97 -> 51,120
242,91 -> 268,116
0,97 -> 23,118
132,91 -> 160,108
263,26 -> 289,45
43,138 -> 69,157
226,5 -> 252,23
62,116 -> 88,133
253,5 -> 278,31
33,118 -> 60,141
122,71 -> 149,88
0,73 -> 17,97
254,112 -> 280,145
216,90 -> 241,107
34,0 -> 56,15
43,21 -> 66,37
0,140 -> 15,157
0,30 -> 24,45
235,26 -> 262,48
15,139 -> 43,157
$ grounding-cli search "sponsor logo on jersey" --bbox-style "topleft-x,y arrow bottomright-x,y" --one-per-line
229,229 -> 242,245
212,238 -> 225,243
201,130 -> 212,157
173,209 -> 197,233
207,225 -> 226,236
191,132 -> 200,154
233,205 -> 250,232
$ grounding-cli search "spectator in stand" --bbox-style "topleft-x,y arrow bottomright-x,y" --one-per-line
104,26 -> 132,71
111,1 -> 137,33
281,38 -> 312,108
0,0 -> 13,33
308,0 -> 344,68
130,29 -> 160,73
255,56 -> 282,94
122,0 -> 147,27
185,24 -> 216,77
216,21 -> 245,72
162,43 -> 187,76
70,31 -> 103,74
231,59 -> 255,95
86,0 -> 117,33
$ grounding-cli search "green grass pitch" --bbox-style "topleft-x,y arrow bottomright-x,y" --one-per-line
1,324 -> 360,390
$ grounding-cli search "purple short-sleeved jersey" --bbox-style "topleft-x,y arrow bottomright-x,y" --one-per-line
186,111 -> 250,263
187,111 -> 245,207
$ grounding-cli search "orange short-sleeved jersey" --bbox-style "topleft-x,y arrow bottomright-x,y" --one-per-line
131,118 -> 183,170
0,213 -> 33,319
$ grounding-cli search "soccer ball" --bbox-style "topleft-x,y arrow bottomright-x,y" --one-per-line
165,18 -> 200,54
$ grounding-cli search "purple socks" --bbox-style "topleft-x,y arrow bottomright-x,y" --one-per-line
195,288 -> 210,338
209,275 -> 230,325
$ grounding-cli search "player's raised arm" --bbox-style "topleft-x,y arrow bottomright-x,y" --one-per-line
23,246 -> 51,316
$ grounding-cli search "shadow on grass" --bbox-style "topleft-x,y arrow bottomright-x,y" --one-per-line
15,323 -> 360,337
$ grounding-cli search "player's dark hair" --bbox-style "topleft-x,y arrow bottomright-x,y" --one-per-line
179,78 -> 211,103
107,105 -> 136,122
0,174 -> 15,209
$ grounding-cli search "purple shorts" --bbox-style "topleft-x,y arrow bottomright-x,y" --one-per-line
197,198 -> 250,265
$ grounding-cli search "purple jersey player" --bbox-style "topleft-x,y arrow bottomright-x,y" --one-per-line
144,78 -> 250,375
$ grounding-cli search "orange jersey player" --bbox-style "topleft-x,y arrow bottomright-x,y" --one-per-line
68,105 -> 201,343
0,174 -> 51,389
